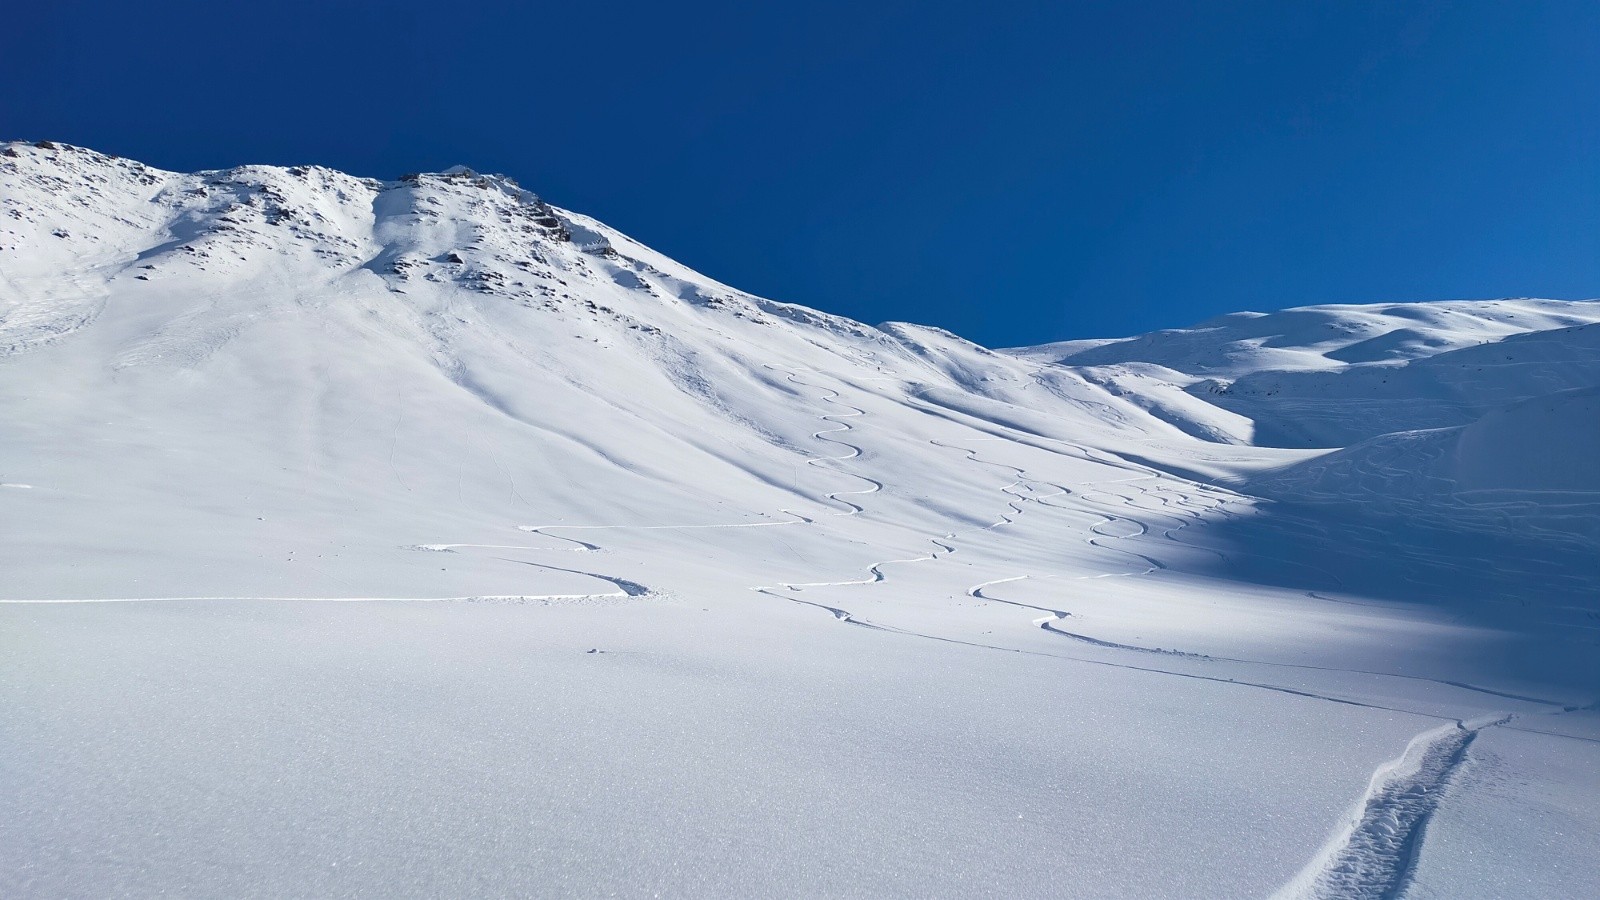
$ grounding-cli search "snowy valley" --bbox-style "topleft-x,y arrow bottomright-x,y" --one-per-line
2,141 -> 1597,898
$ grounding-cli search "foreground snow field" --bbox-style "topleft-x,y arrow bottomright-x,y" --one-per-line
2,142 -> 1596,898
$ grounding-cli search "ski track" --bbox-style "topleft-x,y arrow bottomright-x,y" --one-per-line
514,510 -> 813,552
783,371 -> 885,516
1280,699 -> 1600,899
1272,708 -> 1595,900
1273,718 -> 1494,900
1,593 -> 638,605
749,369 -> 957,616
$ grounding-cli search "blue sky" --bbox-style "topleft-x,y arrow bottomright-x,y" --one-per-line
5,1 -> 1596,346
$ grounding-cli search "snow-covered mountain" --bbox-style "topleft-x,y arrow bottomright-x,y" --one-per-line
4,141 -> 1597,899
1012,298 -> 1600,448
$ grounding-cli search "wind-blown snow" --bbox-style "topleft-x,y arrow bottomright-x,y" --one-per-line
2,141 -> 1595,898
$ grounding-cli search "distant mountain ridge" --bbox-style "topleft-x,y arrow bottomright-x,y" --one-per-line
1008,297 -> 1600,448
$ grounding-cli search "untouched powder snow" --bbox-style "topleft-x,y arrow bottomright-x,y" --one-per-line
2,141 -> 1597,898
1012,300 -> 1600,448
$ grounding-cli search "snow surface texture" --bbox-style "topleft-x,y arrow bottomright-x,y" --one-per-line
2,141 -> 1597,898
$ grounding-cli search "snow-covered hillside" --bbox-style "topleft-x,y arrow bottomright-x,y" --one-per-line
3,142 -> 1596,899
1012,298 -> 1600,447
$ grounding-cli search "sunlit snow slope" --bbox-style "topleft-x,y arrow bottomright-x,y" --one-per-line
3,142 -> 1597,899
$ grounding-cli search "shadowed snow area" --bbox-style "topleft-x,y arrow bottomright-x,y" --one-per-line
2,142 -> 1597,898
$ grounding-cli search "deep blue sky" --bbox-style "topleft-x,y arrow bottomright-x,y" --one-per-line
5,1 -> 1596,346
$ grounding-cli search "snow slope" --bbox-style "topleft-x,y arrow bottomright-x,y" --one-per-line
1014,299 -> 1600,447
2,141 -> 1596,898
